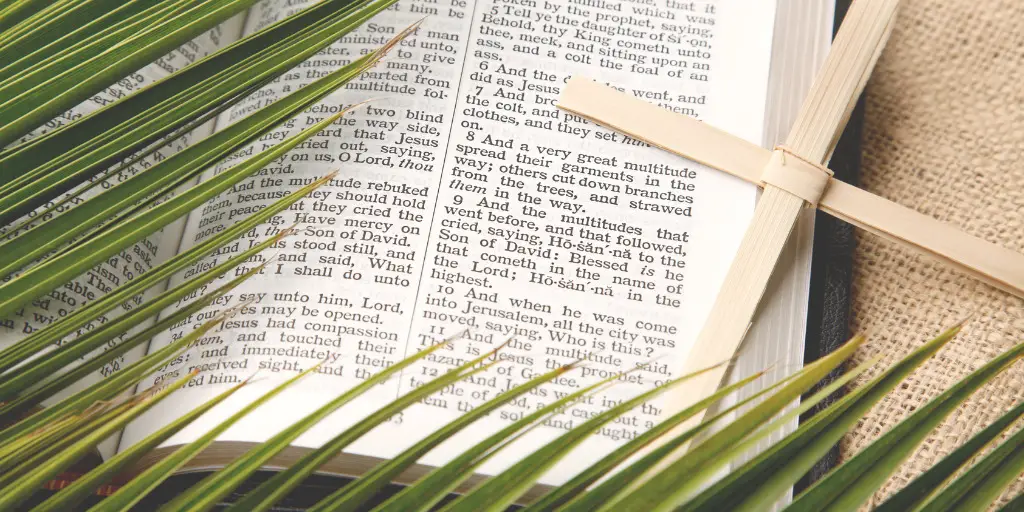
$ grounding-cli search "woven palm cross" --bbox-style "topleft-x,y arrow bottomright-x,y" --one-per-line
556,0 -> 1024,417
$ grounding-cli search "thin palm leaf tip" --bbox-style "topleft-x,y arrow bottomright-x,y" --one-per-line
0,2 -> 1022,511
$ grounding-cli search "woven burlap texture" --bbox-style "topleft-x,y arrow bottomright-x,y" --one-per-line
843,0 -> 1024,506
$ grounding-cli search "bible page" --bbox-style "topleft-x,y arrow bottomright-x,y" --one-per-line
122,0 -> 778,485
0,17 -> 247,458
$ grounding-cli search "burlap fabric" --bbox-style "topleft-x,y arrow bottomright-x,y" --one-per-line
842,0 -> 1024,505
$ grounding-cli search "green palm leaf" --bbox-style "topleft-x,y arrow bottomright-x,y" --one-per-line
878,399 -> 1024,511
600,334 -> 866,512
0,0 -> 260,146
680,326 -> 962,512
0,0 -> 142,80
0,104 -> 351,319
227,349 -> 504,512
313,363 -> 594,512
0,244 -> 276,424
0,230 -> 283,406
0,47 -> 380,278
0,368 -> 198,509
526,370 -> 773,512
557,354 -> 871,512
0,399 -> 135,481
787,336 -> 1024,511
156,336 -> 460,512
91,365 -> 321,512
33,379 -> 247,512
0,294 -> 246,448
0,0 -> 63,35
238,348 -> 574,512
1,2 -> 1022,511
0,415 -> 79,471
0,173 -> 332,376
439,362 -> 729,512
0,0 -> 396,217
914,424 -> 1024,511
375,363 -> 639,512
551,365 -> 820,512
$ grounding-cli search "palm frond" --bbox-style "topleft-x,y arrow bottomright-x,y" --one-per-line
0,369 -> 198,509
0,295 -> 248,447
596,335 -> 867,512
160,337 -> 470,512
0,0 -> 395,216
91,366 -> 320,512
233,354 -> 585,512
877,398 -> 1024,511
375,360 -> 641,512
32,379 -> 247,512
0,48 -> 380,278
437,362 -> 727,512
913,424 -> 1024,511
0,245 -> 275,405
0,174 -> 331,376
0,103 -> 350,319
0,0 -> 261,146
788,331 -> 1024,511
680,326 -> 961,511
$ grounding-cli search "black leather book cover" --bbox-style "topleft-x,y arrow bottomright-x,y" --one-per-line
796,0 -> 862,492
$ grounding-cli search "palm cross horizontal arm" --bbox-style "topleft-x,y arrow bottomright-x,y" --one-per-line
556,0 -> 1024,422
557,78 -> 1024,299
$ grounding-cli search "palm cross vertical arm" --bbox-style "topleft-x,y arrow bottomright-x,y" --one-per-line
559,0 -> 1024,419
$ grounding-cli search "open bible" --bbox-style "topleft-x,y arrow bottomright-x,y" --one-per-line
1,0 -> 840,501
